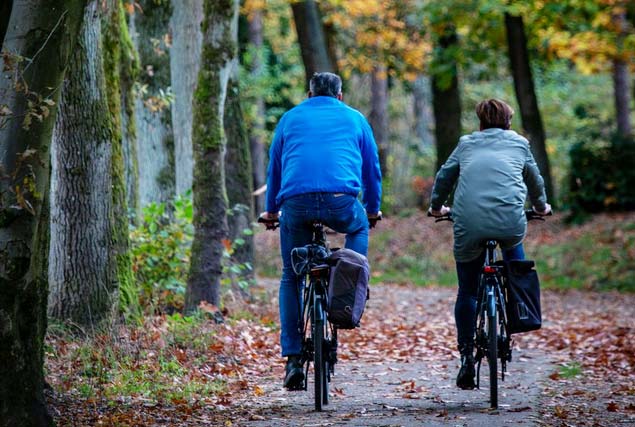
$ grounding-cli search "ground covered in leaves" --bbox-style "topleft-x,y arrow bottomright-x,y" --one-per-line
46,212 -> 635,426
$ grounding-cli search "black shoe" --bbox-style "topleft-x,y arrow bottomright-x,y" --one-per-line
283,355 -> 305,390
456,348 -> 476,390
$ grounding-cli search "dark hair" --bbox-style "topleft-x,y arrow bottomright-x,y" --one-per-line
309,72 -> 342,98
476,99 -> 514,130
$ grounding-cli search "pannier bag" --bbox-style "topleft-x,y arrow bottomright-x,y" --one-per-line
326,248 -> 370,329
502,260 -> 542,334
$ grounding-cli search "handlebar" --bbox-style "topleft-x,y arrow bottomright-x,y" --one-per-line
428,209 -> 552,223
257,216 -> 279,230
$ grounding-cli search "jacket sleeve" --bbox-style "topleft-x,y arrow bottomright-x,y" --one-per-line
522,147 -> 547,211
360,118 -> 382,214
429,144 -> 461,210
265,118 -> 285,213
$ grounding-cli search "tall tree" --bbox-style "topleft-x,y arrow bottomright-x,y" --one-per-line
505,12 -> 555,201
185,0 -> 238,311
612,9 -> 632,140
368,65 -> 390,177
0,0 -> 86,424
246,7 -> 267,213
170,0 -> 203,195
225,58 -> 255,289
290,0 -> 334,88
129,0 -> 175,207
412,75 -> 435,149
49,0 -> 133,327
431,26 -> 462,171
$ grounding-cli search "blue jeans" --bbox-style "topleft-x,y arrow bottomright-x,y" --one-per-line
454,243 -> 525,351
278,193 -> 369,356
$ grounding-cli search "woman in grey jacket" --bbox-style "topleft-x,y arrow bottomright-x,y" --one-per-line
428,99 -> 551,390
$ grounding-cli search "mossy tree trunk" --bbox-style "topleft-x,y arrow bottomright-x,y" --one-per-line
0,0 -> 86,425
170,0 -> 203,196
504,13 -> 555,202
431,26 -> 462,172
129,0 -> 174,207
185,0 -> 238,312
49,0 -> 131,327
225,62 -> 255,289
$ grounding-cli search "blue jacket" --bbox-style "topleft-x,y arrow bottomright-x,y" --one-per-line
265,96 -> 382,213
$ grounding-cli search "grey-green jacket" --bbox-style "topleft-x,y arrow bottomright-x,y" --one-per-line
430,128 -> 547,262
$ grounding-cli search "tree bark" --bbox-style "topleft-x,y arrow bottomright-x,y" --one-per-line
431,29 -> 462,172
247,9 -> 266,213
612,11 -> 632,141
119,0 -> 140,220
368,65 -> 390,178
290,0 -> 334,89
0,0 -> 86,425
412,75 -> 435,149
0,0 -> 12,46
170,0 -> 203,195
129,0 -> 174,207
225,63 -> 255,289
48,0 -> 122,327
504,13 -> 555,201
185,0 -> 238,312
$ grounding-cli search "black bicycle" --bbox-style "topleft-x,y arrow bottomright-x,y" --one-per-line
430,209 -> 549,408
258,217 -> 337,411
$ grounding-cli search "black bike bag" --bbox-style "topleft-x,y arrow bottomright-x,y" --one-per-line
326,248 -> 370,329
500,260 -> 542,334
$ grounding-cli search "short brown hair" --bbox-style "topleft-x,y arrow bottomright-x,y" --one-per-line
476,99 -> 514,130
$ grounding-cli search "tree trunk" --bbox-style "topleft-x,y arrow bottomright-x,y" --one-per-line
48,0 -> 123,327
119,1 -> 140,220
0,0 -> 12,46
225,63 -> 255,290
170,0 -> 203,195
0,0 -> 86,425
290,0 -> 334,89
368,65 -> 390,178
504,13 -> 555,201
412,75 -> 435,149
431,29 -> 462,172
612,10 -> 632,141
129,0 -> 174,207
247,9 -> 266,213
185,0 -> 238,312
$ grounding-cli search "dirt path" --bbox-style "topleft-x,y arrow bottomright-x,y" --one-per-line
225,284 -> 556,426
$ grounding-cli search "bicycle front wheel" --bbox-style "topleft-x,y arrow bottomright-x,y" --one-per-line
487,289 -> 498,408
313,295 -> 326,411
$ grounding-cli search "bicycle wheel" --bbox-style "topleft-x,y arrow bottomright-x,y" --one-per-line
313,294 -> 325,411
487,287 -> 498,408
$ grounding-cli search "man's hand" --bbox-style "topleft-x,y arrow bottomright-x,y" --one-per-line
367,211 -> 382,229
533,203 -> 552,216
259,211 -> 279,221
428,205 -> 451,217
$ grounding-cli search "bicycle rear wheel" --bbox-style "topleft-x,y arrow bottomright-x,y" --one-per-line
487,289 -> 498,408
313,295 -> 326,411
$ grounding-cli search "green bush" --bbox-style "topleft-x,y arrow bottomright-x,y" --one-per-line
568,136 -> 635,218
129,194 -> 194,314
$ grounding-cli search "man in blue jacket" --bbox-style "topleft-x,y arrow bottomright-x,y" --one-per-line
260,72 -> 382,389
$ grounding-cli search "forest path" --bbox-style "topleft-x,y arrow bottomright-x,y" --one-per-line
224,283 -> 556,427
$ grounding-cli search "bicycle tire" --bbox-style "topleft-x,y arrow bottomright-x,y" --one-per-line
313,294 -> 325,411
487,287 -> 498,408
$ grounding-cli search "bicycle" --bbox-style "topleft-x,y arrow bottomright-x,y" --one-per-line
430,209 -> 550,408
258,217 -> 337,411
